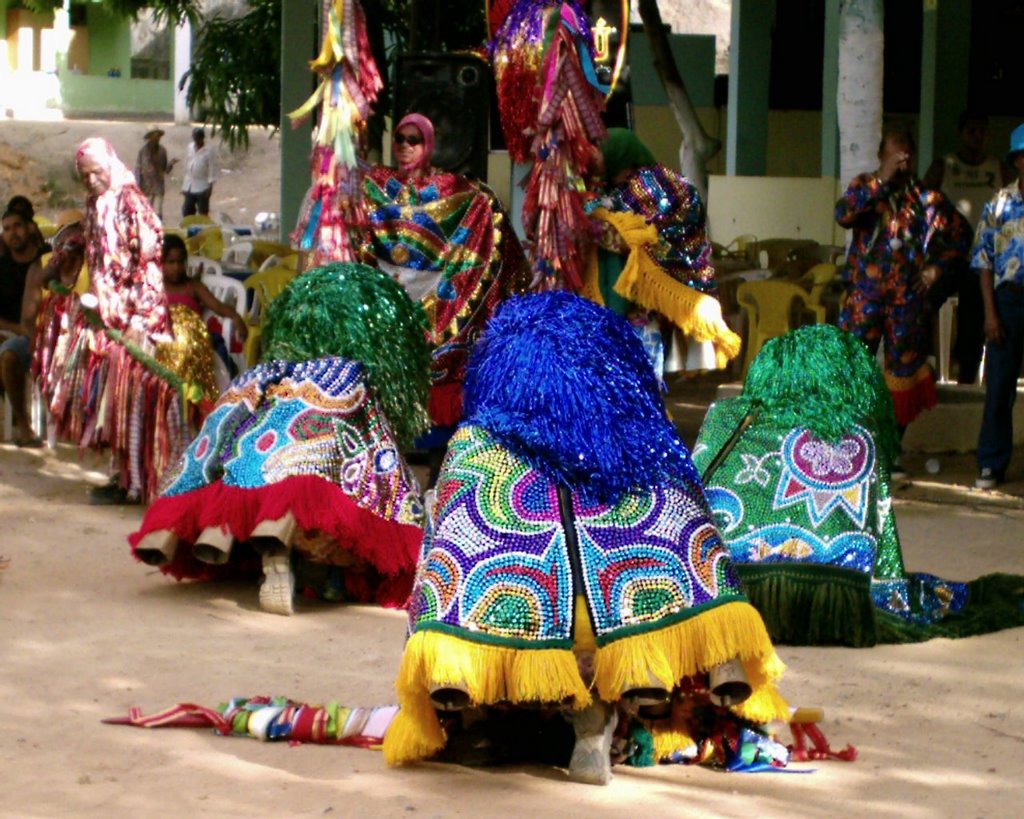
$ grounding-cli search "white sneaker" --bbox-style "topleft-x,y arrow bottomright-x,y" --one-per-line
975,468 -> 1001,490
259,552 -> 295,615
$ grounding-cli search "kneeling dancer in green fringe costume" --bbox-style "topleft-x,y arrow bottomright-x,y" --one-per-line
692,324 -> 1024,646
130,263 -> 431,615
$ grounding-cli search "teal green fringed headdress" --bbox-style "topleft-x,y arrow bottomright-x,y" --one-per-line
738,324 -> 900,468
262,262 -> 431,447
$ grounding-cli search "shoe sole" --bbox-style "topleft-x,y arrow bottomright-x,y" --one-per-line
259,554 -> 295,615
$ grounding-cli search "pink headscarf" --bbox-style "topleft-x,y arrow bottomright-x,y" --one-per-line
76,137 -> 137,194
394,113 -> 435,177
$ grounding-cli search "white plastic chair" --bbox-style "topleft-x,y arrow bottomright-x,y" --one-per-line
222,241 -> 254,268
937,295 -> 984,386
201,272 -> 248,373
187,256 -> 223,280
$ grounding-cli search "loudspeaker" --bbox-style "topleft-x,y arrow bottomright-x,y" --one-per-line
394,53 -> 491,182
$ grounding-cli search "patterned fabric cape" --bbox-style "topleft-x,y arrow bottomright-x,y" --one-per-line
130,356 -> 425,607
362,168 -> 530,426
383,424 -> 788,765
694,398 -> 1024,645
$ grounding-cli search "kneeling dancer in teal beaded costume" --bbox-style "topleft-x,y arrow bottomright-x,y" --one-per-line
692,324 -> 1024,646
384,291 -> 788,784
129,263 -> 431,614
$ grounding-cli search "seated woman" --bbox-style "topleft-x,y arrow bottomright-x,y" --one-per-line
692,324 -> 1024,646
384,291 -> 787,784
582,128 -> 740,374
129,262 -> 431,615
159,233 -> 247,398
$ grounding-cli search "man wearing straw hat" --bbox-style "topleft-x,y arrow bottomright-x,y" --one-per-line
972,122 -> 1024,489
134,124 -> 176,221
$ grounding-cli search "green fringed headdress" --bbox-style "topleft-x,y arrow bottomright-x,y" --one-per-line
262,262 -> 431,447
738,325 -> 900,468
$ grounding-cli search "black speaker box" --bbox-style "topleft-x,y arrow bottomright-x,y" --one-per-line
393,53 -> 491,182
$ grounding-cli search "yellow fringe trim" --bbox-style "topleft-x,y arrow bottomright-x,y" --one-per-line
383,630 -> 592,765
651,721 -> 698,762
580,244 -> 606,307
592,601 -> 789,723
591,208 -> 741,368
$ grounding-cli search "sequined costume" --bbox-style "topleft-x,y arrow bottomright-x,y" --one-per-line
836,173 -> 970,425
130,263 -> 431,607
363,167 -> 530,426
35,139 -> 189,501
582,131 -> 740,371
693,325 -> 1024,645
384,292 -> 787,766
156,301 -> 218,405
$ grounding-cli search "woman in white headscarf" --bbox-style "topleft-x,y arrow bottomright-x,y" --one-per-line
40,139 -> 190,504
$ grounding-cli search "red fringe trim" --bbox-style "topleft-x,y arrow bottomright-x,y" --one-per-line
888,372 -> 937,427
129,475 -> 422,605
428,383 -> 463,427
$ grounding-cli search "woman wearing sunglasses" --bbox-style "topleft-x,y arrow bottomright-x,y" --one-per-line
363,113 -> 530,484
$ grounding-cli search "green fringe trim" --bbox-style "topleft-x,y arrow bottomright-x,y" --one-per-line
876,573 -> 1024,644
736,563 -> 879,648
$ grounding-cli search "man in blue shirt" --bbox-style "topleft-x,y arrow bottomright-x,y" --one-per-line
971,123 -> 1024,488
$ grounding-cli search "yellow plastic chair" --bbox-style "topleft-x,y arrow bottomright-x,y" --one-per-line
737,279 -> 826,377
181,214 -> 216,228
242,265 -> 297,366
801,262 -> 838,306
185,226 -> 225,261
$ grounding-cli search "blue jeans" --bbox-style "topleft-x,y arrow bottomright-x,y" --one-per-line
0,333 -> 30,371
977,285 -> 1024,475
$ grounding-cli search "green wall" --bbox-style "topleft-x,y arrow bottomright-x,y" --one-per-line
83,3 -> 130,77
60,74 -> 173,115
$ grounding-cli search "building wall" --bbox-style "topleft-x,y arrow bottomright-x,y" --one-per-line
83,3 -> 130,77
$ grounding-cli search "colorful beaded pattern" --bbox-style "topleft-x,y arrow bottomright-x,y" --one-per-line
695,400 -> 968,624
408,425 -> 746,647
162,357 -> 423,527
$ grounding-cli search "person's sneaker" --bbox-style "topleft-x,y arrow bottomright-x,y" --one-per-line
890,461 -> 909,482
259,552 -> 295,615
975,468 -> 1002,490
566,702 -> 618,786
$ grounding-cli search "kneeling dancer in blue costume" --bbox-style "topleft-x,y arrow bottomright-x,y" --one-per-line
384,291 -> 789,784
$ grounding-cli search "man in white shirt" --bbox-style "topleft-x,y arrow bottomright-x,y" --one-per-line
181,126 -> 217,217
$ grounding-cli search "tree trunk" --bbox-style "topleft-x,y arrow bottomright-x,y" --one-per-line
636,0 -> 721,200
837,0 -> 884,184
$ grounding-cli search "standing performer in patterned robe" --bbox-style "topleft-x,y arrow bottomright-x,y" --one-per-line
693,324 -> 1024,646
384,291 -> 787,784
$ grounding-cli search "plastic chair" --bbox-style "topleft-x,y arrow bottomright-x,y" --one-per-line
202,272 -> 249,373
242,266 -> 297,366
222,241 -> 254,269
185,226 -> 231,261
186,256 -> 223,280
181,214 -> 216,228
736,279 -> 827,377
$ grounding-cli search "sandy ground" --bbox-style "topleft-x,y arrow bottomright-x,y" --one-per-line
1,419 -> 1023,818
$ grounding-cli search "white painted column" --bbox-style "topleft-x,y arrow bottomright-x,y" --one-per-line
837,0 -> 884,184
173,19 -> 191,124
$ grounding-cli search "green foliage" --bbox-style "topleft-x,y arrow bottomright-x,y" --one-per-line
182,0 -> 282,149
23,0 -> 201,25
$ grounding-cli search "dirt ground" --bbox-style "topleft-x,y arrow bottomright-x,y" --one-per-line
2,118 -> 1023,818
1,420 -> 1022,818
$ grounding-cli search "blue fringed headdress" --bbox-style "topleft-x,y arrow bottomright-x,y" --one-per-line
462,291 -> 697,502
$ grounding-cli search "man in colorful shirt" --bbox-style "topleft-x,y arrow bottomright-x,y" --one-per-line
971,123 -> 1024,489
836,126 -> 970,472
